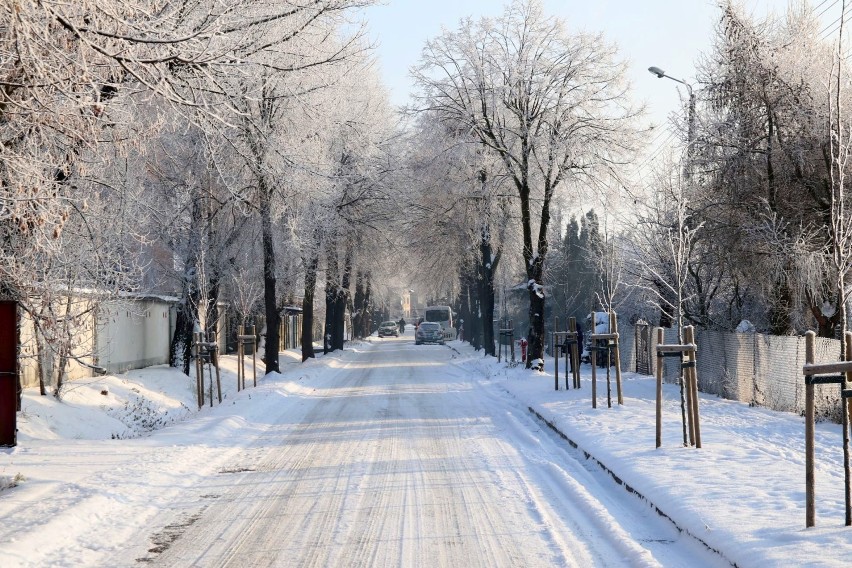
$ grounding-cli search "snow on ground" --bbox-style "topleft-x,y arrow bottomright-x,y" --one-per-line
460,352 -> 852,568
0,335 -> 850,566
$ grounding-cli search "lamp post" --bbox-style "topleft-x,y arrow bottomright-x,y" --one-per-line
649,65 -> 697,446
648,66 -> 695,171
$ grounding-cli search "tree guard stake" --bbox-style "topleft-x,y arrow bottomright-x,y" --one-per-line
654,326 -> 701,449
802,330 -> 852,528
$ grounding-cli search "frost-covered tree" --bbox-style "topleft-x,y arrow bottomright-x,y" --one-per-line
403,113 -> 512,355
694,1 -> 848,335
205,6 -> 373,371
3,0 -> 376,377
138,118 -> 249,375
413,0 -> 639,367
320,65 -> 397,353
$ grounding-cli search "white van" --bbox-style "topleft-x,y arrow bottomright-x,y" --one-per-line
423,305 -> 456,340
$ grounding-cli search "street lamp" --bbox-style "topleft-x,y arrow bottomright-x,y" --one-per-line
648,65 -> 696,168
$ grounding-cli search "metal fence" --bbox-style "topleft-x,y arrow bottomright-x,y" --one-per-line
623,326 -> 845,423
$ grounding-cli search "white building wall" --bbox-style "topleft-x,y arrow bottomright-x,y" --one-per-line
96,299 -> 173,374
17,295 -> 199,389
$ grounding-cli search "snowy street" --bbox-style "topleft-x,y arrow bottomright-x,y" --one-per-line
12,1 -> 852,566
0,332 -> 729,567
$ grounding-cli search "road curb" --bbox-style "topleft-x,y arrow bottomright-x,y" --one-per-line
526,405 -> 737,568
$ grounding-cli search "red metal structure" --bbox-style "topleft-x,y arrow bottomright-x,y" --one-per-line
0,301 -> 18,447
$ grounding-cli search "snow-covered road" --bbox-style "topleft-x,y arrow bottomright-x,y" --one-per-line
0,333 -> 734,567
111,335 -> 725,567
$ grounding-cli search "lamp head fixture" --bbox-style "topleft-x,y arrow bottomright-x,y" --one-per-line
648,66 -> 666,78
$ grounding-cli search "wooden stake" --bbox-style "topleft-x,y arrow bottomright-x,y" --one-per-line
805,330 -> 815,528
686,326 -> 701,449
591,336 -> 598,409
683,328 -> 695,446
509,320 -> 515,363
611,312 -> 623,405
554,316 -> 559,391
606,341 -> 612,408
208,345 -> 213,408
844,332 -> 852,526
237,324 -> 243,392
683,326 -> 697,447
569,317 -> 580,389
251,325 -> 257,387
655,327 -> 664,449
214,334 -> 222,404
194,332 -> 203,410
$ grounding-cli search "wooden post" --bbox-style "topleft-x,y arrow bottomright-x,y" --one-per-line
682,329 -> 695,447
683,326 -> 698,447
569,317 -> 580,389
509,321 -> 514,363
553,316 -> 559,391
194,332 -> 204,410
591,337 -> 598,409
689,327 -> 701,448
655,327 -> 664,449
604,339 -> 612,408
251,325 -> 257,387
844,332 -> 852,526
610,312 -> 623,405
805,330 -> 815,528
208,344 -> 213,408
237,324 -> 243,392
213,334 -> 222,404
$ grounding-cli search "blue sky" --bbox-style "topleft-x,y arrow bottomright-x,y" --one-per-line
360,0 -> 838,128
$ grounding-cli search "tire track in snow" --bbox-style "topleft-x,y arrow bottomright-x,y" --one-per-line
474,377 -> 732,567
126,339 -> 723,567
140,360 -> 375,566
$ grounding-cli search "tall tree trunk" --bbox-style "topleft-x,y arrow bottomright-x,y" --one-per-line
170,263 -> 200,377
526,257 -> 546,369
469,277 -> 481,350
170,200 -> 203,376
35,325 -> 47,396
352,270 -> 365,339
517,172 -> 554,368
53,295 -> 73,398
206,273 -> 220,366
259,182 -> 280,374
333,243 -> 353,350
361,276 -> 372,338
302,250 -> 319,361
479,226 -> 500,357
457,273 -> 473,347
324,244 -> 339,354
170,298 -> 197,376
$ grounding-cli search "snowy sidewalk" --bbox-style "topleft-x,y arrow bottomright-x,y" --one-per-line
475,351 -> 852,567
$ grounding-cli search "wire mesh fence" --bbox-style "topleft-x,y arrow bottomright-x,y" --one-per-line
624,326 -> 845,423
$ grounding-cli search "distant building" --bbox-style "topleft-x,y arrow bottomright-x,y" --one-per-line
401,289 -> 411,319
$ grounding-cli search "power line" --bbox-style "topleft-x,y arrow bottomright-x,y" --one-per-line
816,0 -> 840,19
634,129 -> 679,178
820,3 -> 851,38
